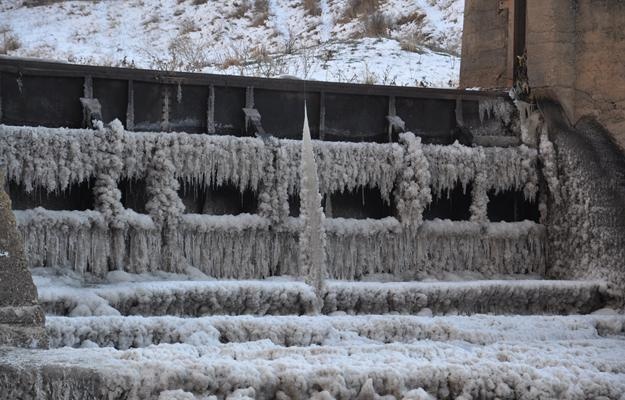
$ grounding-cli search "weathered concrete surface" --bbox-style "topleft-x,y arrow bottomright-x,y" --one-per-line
0,170 -> 47,348
461,0 -> 625,152
527,0 -> 625,152
460,0 -> 511,89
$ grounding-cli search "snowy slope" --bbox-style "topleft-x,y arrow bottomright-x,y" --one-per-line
0,0 -> 463,87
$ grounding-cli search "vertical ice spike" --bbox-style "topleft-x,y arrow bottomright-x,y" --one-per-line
298,104 -> 327,309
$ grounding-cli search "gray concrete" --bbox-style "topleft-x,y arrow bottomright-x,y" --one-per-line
0,170 -> 47,348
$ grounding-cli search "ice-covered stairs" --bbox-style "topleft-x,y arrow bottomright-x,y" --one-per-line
0,273 -> 622,399
37,279 -> 609,317
1,312 -> 625,399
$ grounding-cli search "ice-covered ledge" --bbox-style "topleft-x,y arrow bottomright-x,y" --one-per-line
0,171 -> 47,348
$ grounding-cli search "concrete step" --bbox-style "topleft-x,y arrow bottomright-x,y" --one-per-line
45,314 -> 625,350
38,279 -> 610,317
1,335 -> 624,399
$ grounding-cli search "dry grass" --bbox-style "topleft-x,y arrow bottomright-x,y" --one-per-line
229,1 -> 252,19
399,28 -> 432,53
303,0 -> 321,16
178,18 -> 200,34
341,0 -> 379,20
396,11 -> 426,27
250,0 -> 269,27
362,12 -> 390,38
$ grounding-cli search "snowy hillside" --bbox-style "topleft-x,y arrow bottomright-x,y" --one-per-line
0,0 -> 463,87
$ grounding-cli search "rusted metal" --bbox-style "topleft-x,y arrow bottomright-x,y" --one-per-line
0,58 -> 512,143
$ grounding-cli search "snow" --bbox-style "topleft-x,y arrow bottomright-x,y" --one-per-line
2,334 -> 625,399
34,275 -> 607,318
0,0 -> 462,87
45,313 -> 625,349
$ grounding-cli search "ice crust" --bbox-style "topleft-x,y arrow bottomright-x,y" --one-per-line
45,314 -> 625,349
35,278 -> 607,317
1,123 -> 545,279
2,336 -> 624,399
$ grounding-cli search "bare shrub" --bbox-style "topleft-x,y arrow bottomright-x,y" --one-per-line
250,44 -> 270,63
303,0 -> 321,16
399,26 -> 432,53
192,0 -> 208,4
178,18 -> 200,34
251,54 -> 289,78
362,12 -> 390,38
218,43 -> 251,73
144,34 -> 211,72
0,27 -> 21,54
282,26 -> 300,55
362,63 -> 377,85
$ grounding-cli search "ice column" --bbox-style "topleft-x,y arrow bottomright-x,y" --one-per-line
298,105 -> 327,305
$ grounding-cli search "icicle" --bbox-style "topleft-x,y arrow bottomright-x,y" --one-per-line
298,105 -> 327,306
394,132 -> 431,227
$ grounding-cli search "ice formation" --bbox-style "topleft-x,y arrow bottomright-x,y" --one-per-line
35,277 -> 606,318
393,133 -> 431,226
298,107 -> 327,298
45,313 -> 625,349
1,123 -> 545,279
3,335 -> 624,399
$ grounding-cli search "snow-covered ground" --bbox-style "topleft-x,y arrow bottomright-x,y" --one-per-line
0,0 -> 463,87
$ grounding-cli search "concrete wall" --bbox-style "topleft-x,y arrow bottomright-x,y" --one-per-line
460,0 -> 512,89
461,0 -> 625,151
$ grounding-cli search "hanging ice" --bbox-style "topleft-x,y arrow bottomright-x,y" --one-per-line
298,105 -> 327,304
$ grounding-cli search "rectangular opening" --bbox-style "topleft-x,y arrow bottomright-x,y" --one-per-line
487,189 -> 539,222
424,182 -> 472,221
325,187 -> 393,219
1,73 -> 83,128
93,78 -> 128,125
7,179 -> 95,211
323,93 -> 388,143
396,97 -> 456,143
169,84 -> 208,133
133,81 -> 163,131
254,89 -> 319,139
213,86 -> 246,136
119,178 -> 149,214
178,180 -> 258,215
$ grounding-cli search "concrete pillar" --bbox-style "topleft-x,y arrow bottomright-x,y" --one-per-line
0,170 -> 47,348
460,0 -> 512,88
